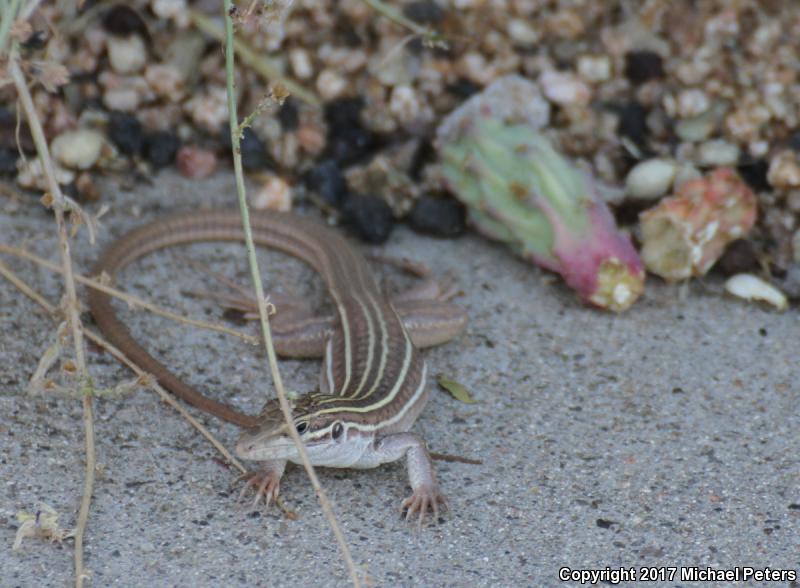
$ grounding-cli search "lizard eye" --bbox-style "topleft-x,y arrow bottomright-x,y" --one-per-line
331,422 -> 344,440
296,422 -> 308,435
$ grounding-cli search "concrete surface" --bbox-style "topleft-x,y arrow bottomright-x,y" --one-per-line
1,171 -> 798,587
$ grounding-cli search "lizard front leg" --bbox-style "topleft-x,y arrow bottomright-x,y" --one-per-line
238,459 -> 287,508
373,432 -> 446,526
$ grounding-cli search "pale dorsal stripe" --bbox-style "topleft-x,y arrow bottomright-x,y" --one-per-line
311,335 -> 413,415
348,293 -> 375,397
305,361 -> 428,439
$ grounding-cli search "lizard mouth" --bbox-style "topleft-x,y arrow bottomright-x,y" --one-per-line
235,430 -> 330,461
235,434 -> 294,461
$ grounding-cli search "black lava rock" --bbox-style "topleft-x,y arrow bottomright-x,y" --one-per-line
62,181 -> 81,200
737,158 -> 770,192
0,149 -> 18,176
616,100 -> 649,149
323,98 -> 374,166
446,79 -> 482,99
408,140 -> 436,181
788,131 -> 800,152
624,50 -> 664,84
403,0 -> 445,24
142,131 -> 180,169
324,97 -> 364,129
239,128 -> 270,171
304,159 -> 347,209
21,30 -> 47,50
277,99 -> 299,132
408,195 -> 466,238
102,5 -> 148,37
108,112 -> 143,156
342,193 -> 394,244
716,239 -> 760,276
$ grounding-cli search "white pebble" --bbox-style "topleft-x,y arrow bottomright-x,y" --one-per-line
251,176 -> 292,211
748,140 -> 769,158
576,55 -> 611,83
151,0 -> 189,27
289,48 -> 313,80
767,150 -> 800,189
697,139 -> 740,167
107,35 -> 147,75
389,86 -> 420,124
676,89 -> 710,118
99,71 -> 152,112
103,87 -> 140,111
725,274 -> 788,311
507,19 -> 540,47
51,129 -> 106,170
540,70 -> 590,106
625,158 -> 677,200
316,69 -> 347,101
145,63 -> 184,102
457,52 -> 496,85
16,157 -> 74,190
184,87 -> 228,133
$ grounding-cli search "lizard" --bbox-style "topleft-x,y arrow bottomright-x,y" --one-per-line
87,209 -> 467,524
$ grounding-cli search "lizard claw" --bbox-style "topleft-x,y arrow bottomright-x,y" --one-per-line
237,469 -> 282,509
401,485 -> 447,527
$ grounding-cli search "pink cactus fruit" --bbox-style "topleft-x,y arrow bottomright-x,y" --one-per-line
436,75 -> 645,312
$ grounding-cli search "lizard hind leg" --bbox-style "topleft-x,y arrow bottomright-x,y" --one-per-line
178,253 -> 334,357
368,252 -> 461,303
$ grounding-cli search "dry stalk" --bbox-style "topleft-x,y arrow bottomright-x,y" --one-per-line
220,2 -> 361,585
8,53 -> 95,588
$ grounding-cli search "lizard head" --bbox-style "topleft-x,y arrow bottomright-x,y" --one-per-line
235,394 -> 359,465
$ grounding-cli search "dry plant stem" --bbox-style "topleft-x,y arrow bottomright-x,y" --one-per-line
361,0 -> 445,46
0,258 -> 54,311
0,244 -> 260,345
361,0 -> 428,36
221,3 -> 360,586
9,55 -> 94,588
0,0 -> 24,53
189,10 -> 320,107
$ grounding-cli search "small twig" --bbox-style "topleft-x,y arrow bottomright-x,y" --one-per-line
220,2 -> 361,586
0,244 -> 261,346
9,52 -> 94,588
360,0 -> 447,48
430,451 -> 483,465
0,258 -> 55,313
239,92 -> 283,134
189,9 -> 320,107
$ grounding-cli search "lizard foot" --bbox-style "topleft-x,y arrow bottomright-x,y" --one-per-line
401,485 -> 447,527
237,468 -> 282,509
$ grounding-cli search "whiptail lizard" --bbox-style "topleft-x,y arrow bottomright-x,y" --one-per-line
88,209 -> 467,523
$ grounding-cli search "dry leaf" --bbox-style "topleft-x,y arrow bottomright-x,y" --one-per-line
27,326 -> 64,395
437,375 -> 477,404
31,60 -> 70,93
13,503 -> 75,550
